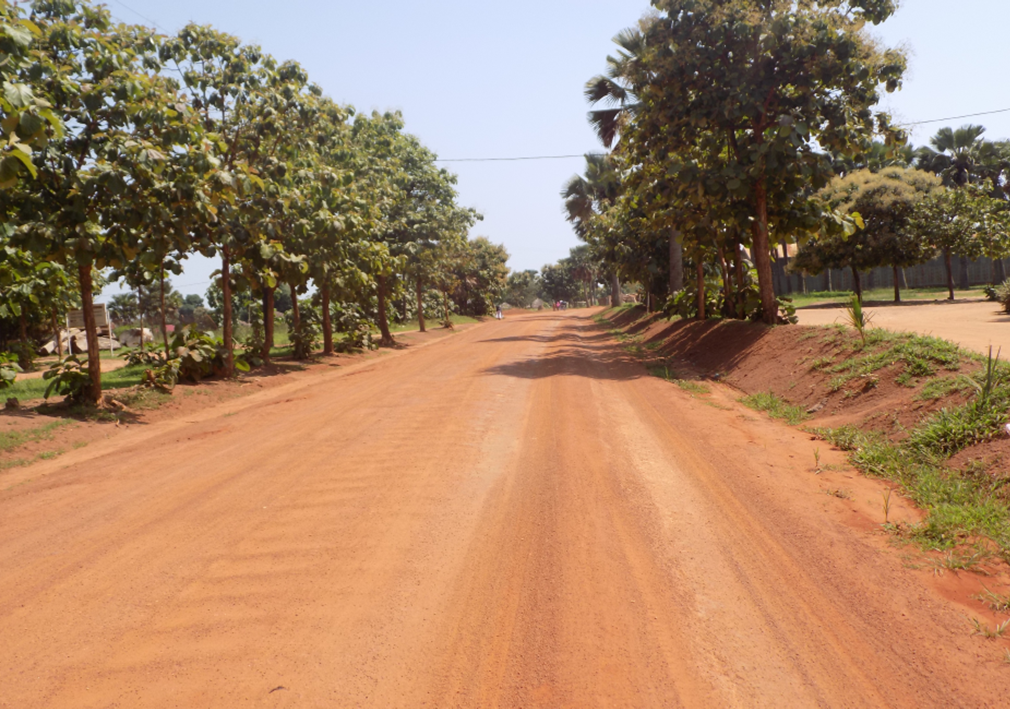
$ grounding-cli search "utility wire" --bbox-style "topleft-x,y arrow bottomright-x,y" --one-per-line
436,108 -> 1010,162
900,106 -> 1010,127
107,0 -> 166,32
435,154 -> 596,163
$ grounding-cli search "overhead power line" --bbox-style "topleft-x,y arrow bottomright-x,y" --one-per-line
435,154 -> 596,163
900,106 -> 1010,127
436,107 -> 1010,163
108,0 -> 166,32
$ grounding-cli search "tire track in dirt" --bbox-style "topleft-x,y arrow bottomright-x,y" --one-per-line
2,310 -> 1009,707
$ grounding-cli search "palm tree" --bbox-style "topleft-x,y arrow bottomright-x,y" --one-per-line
562,154 -> 623,306
584,19 -> 684,293
915,125 -> 991,187
584,26 -> 646,150
916,125 -> 1001,291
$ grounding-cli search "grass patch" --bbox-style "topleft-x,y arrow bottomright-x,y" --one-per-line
740,391 -> 810,425
823,330 -> 962,391
647,365 -> 710,395
792,286 -> 986,310
916,376 -> 972,401
4,362 -> 149,402
0,419 -> 71,454
389,315 -> 480,333
816,425 -> 1010,553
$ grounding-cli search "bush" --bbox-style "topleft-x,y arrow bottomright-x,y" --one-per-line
993,280 -> 1010,314
286,303 -> 320,360
167,326 -> 247,382
9,341 -> 35,371
43,356 -> 91,402
0,352 -> 22,391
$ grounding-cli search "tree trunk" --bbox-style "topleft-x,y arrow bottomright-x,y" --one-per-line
826,269 -> 833,292
221,249 -> 235,374
159,263 -> 169,355
78,263 -> 102,404
262,285 -> 274,364
696,260 -> 706,321
416,278 -> 426,333
733,238 -> 746,319
321,279 -> 333,355
751,180 -> 777,324
943,248 -> 955,300
376,275 -> 395,347
52,309 -> 62,358
289,281 -> 300,333
137,285 -> 144,353
996,258 -> 1007,285
18,312 -> 26,343
610,273 -> 621,308
719,246 -> 734,319
958,255 -> 970,291
851,267 -> 863,303
443,289 -> 452,328
892,265 -> 901,303
669,229 -> 683,292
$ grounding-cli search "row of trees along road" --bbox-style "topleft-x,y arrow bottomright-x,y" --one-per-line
0,0 -> 506,405
558,0 -> 1010,318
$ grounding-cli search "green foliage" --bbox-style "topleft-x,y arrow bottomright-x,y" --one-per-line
740,392 -> 810,426
167,326 -> 244,383
286,304 -> 321,360
993,281 -> 1010,314
818,426 -> 1010,553
42,356 -> 91,403
908,350 -> 1010,458
843,295 -> 874,345
793,168 -> 941,285
0,351 -> 21,390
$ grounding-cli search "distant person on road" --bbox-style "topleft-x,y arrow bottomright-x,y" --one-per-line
496,304 -> 503,320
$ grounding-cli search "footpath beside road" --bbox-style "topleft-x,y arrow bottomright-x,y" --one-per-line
1,310 -> 1008,707
798,299 -> 1010,355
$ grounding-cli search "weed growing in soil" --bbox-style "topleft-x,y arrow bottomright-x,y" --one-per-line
816,426 -> 1010,553
824,488 -> 851,499
740,392 -> 810,425
647,366 -> 710,395
932,549 -> 991,575
970,617 -> 1010,639
974,586 -> 1010,612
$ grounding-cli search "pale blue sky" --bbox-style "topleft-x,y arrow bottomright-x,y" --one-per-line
99,0 -> 1010,298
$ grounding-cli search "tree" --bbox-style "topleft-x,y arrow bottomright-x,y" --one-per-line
5,3 -> 192,402
916,125 -> 994,188
562,153 -> 624,306
504,270 -> 542,308
0,1 -> 61,189
620,0 -> 906,323
794,168 -> 942,302
162,24 -> 281,375
449,237 -> 509,316
910,184 -> 1007,300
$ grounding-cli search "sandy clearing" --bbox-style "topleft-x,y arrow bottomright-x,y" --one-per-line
798,299 -> 1010,355
1,310 -> 1008,707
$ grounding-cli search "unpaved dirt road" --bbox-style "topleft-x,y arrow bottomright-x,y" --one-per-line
2,310 -> 1008,708
798,299 -> 1010,355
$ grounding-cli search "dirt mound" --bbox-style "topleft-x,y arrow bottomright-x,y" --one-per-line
604,306 -> 1004,469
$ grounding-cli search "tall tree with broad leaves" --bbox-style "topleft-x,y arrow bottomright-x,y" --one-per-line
161,24 -> 279,375
3,2 -> 193,403
621,0 -> 906,323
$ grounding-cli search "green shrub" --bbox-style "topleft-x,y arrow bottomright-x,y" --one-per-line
0,352 -> 22,391
42,356 -> 92,402
286,304 -> 320,360
995,280 -> 1010,315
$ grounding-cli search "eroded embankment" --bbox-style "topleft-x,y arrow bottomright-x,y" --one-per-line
599,305 -> 1010,557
